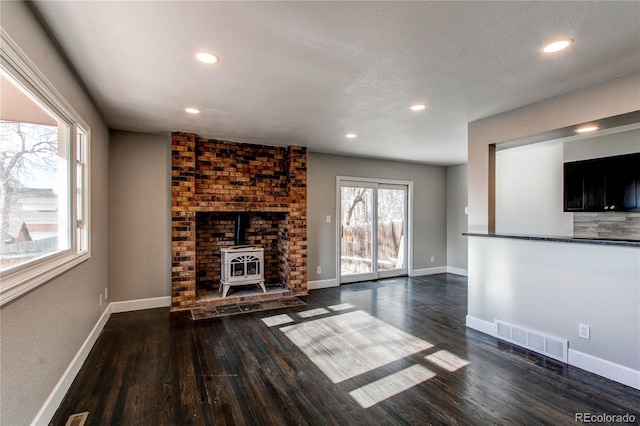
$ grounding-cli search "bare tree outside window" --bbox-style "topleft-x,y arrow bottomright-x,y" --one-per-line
0,120 -> 62,269
341,187 -> 370,226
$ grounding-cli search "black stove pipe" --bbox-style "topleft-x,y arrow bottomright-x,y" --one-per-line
234,213 -> 247,246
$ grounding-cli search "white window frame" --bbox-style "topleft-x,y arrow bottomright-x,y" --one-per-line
0,30 -> 91,306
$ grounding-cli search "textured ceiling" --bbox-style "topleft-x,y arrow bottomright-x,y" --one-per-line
31,1 -> 640,165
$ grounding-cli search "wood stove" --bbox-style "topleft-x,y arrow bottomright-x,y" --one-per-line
220,246 -> 266,298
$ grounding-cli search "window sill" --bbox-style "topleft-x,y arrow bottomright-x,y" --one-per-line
0,251 -> 90,306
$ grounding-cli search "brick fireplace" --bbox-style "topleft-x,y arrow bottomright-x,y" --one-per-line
171,132 -> 307,311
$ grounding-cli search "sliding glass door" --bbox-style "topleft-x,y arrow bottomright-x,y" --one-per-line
339,179 -> 409,284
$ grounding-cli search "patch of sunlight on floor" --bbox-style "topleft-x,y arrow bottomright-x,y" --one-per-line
328,303 -> 354,311
349,364 -> 436,408
425,350 -> 470,372
297,308 -> 330,318
261,314 -> 295,327
279,310 -> 433,383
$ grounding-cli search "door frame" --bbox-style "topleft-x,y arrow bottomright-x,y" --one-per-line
336,176 -> 414,285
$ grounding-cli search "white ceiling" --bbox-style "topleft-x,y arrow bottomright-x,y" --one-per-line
31,1 -> 640,165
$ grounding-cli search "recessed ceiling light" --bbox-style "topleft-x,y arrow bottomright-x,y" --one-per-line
345,133 -> 357,139
195,51 -> 219,64
575,125 -> 599,134
185,107 -> 200,114
542,38 -> 573,53
410,104 -> 427,111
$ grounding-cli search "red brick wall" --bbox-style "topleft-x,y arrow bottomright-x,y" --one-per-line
244,213 -> 287,285
195,213 -> 235,291
171,133 -> 196,308
171,132 -> 307,310
283,146 -> 308,294
195,138 -> 290,204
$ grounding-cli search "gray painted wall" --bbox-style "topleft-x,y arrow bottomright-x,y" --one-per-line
0,2 -> 111,424
446,164 -> 468,271
564,127 -> 640,162
109,130 -> 171,301
495,143 -> 573,236
468,237 -> 639,370
307,152 -> 447,282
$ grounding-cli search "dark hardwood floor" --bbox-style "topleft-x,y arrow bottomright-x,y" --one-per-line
51,274 -> 640,425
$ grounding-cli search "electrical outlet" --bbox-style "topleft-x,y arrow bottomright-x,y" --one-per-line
326,215 -> 331,223
105,288 -> 108,300
99,294 -> 103,306
317,266 -> 322,274
430,256 -> 435,263
579,323 -> 590,339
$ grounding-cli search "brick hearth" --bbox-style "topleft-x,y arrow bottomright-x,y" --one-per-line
171,132 -> 307,311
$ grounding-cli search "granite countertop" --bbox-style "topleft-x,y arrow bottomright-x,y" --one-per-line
462,232 -> 640,247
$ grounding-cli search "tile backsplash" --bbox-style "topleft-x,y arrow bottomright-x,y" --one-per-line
573,212 -> 640,240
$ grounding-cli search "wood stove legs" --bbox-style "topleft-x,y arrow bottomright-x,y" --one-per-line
220,280 -> 267,298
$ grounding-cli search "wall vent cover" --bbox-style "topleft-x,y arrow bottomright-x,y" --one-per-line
65,412 -> 89,426
495,319 -> 568,363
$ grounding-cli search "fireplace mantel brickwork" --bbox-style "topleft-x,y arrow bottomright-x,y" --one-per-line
171,132 -> 307,310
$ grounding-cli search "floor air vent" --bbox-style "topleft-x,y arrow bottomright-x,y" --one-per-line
65,412 -> 89,426
495,320 -> 568,363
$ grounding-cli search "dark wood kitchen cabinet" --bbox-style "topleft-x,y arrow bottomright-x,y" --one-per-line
564,153 -> 640,212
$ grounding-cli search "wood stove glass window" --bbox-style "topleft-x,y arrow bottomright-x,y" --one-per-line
232,261 -> 244,277
247,258 -> 259,276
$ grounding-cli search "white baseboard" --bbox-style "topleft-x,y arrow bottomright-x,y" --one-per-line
31,304 -> 112,426
569,349 -> 640,390
31,295 -> 171,425
310,268 -> 467,286
446,267 -> 468,276
110,296 -> 171,313
465,315 -> 496,336
465,315 -> 640,390
411,266 -> 447,276
307,279 -> 339,290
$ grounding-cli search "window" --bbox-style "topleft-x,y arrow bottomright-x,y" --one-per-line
0,31 -> 90,305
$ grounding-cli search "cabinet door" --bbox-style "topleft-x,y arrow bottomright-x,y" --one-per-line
607,155 -> 640,211
564,162 -> 585,211
584,162 -> 606,211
